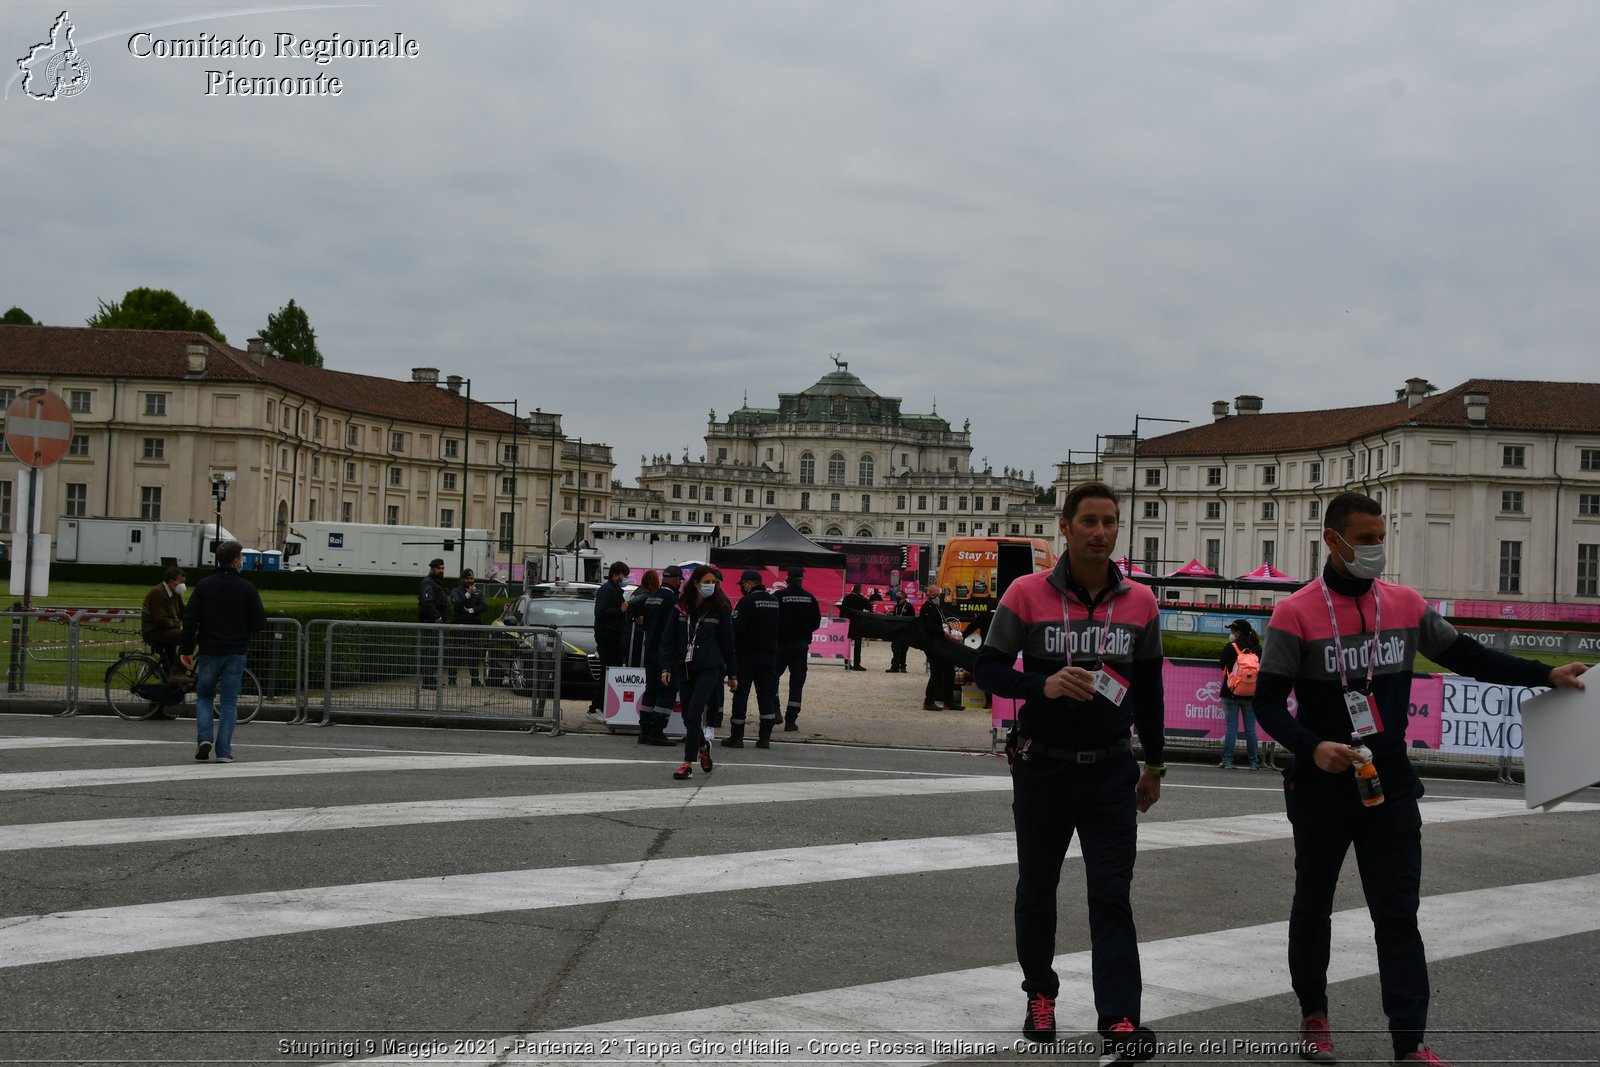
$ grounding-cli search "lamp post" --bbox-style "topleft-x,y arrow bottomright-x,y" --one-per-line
1129,414 -> 1189,572
211,471 -> 235,563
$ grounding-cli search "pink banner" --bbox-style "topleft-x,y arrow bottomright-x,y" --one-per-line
1443,600 -> 1600,624
991,661 -> 1444,749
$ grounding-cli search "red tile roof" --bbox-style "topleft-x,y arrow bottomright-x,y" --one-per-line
1138,378 -> 1600,457
0,324 -> 526,432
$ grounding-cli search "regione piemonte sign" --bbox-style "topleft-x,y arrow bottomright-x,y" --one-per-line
5,389 -> 73,468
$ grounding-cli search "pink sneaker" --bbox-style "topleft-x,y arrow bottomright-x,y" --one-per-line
1299,1013 -> 1335,1063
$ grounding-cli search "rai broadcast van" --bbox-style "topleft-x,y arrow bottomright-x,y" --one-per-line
934,535 -> 1056,632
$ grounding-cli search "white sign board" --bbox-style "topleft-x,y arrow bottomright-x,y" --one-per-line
602,666 -> 685,735
1520,680 -> 1600,810
9,534 -> 50,596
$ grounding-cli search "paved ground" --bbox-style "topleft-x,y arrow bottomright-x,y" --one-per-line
2,692 -> 1597,1067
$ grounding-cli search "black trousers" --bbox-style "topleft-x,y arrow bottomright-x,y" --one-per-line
639,658 -> 675,728
1011,751 -> 1142,1028
924,654 -> 955,706
775,644 -> 810,718
731,658 -> 781,726
592,631 -> 625,709
850,635 -> 864,667
679,667 -> 724,763
889,637 -> 909,670
1287,784 -> 1426,1054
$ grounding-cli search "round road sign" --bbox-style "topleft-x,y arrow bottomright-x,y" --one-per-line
5,388 -> 74,469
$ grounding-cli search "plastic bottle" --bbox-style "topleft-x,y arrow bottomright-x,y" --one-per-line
1352,740 -> 1385,807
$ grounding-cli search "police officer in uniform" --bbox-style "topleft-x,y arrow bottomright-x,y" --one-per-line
590,561 -> 632,719
636,564 -> 683,745
417,557 -> 450,688
774,565 -> 821,731
726,568 -> 781,749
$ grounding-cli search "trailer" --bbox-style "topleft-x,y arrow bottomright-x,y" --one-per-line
55,518 -> 236,569
282,522 -> 493,576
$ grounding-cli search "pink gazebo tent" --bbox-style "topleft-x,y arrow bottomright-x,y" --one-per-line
1165,558 -> 1220,579
1237,562 -> 1298,583
1114,556 -> 1155,580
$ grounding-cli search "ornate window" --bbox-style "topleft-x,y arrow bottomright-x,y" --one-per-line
858,454 -> 874,486
799,452 -> 815,484
827,452 -> 846,485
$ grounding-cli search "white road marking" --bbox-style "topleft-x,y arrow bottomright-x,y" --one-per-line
386,873 -> 1600,1065
0,797 -> 1587,969
0,737 -> 170,750
0,776 -> 1013,851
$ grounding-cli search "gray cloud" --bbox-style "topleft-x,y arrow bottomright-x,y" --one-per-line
5,1 -> 1598,485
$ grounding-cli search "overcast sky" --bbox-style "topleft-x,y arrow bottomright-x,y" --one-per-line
5,1 -> 1598,487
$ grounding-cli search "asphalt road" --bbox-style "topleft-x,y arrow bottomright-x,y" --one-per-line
1,712 -> 1596,1067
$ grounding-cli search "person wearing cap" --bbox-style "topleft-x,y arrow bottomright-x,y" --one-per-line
726,567 -> 781,748
774,565 -> 822,731
636,564 -> 684,745
589,561 -> 632,720
840,584 -> 872,670
417,558 -> 451,689
447,569 -> 487,687
1218,619 -> 1262,769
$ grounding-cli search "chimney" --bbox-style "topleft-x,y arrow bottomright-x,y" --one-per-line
445,374 -> 463,395
1234,394 -> 1263,416
1464,391 -> 1489,426
185,341 -> 208,377
411,367 -> 439,385
1212,400 -> 1229,421
245,337 -> 268,366
1404,377 -> 1430,408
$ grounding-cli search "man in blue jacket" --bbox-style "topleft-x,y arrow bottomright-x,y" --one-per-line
775,566 -> 822,731
727,568 -> 781,749
179,540 -> 267,764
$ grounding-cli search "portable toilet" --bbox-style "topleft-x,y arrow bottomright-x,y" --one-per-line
260,550 -> 282,572
241,548 -> 261,571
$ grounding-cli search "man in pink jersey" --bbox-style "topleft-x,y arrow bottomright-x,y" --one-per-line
1254,491 -> 1588,1067
976,481 -> 1166,1067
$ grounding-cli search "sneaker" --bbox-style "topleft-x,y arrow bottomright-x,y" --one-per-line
216,756 -> 234,764
1099,1019 -> 1156,1066
698,740 -> 714,774
585,709 -> 606,724
1394,1047 -> 1448,1066
922,701 -> 939,711
672,763 -> 694,781
1021,993 -> 1055,1043
1218,759 -> 1234,769
1249,760 -> 1262,770
1299,1012 -> 1336,1063
195,741 -> 212,761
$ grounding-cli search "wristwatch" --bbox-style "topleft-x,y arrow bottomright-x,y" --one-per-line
1144,763 -> 1167,778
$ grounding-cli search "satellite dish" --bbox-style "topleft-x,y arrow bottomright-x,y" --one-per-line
551,518 -> 578,548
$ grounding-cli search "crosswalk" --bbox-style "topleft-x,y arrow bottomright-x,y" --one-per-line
3,726 -> 1597,1066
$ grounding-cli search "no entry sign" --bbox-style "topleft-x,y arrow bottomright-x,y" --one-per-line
5,389 -> 73,469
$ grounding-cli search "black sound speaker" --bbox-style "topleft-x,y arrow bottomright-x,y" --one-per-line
995,541 -> 1034,599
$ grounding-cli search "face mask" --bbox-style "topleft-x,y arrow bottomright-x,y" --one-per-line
1334,533 -> 1386,580
699,583 -> 716,598
173,583 -> 186,597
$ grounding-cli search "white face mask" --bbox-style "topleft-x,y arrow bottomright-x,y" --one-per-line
699,583 -> 716,598
173,582 -> 186,597
1334,533 -> 1386,580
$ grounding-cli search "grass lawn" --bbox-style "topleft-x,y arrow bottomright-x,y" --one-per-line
21,580 -> 417,615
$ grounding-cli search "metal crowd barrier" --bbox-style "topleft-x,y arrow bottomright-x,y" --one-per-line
306,620 -> 565,734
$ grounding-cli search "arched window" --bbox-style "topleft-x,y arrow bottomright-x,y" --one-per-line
796,525 -> 812,536
858,453 -> 874,487
855,526 -> 873,538
799,452 -> 815,485
827,451 -> 846,485
825,526 -> 843,537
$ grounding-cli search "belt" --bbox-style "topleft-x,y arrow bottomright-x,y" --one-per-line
1019,737 -> 1132,764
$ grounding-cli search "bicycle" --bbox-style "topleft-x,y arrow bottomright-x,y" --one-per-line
104,651 -> 263,723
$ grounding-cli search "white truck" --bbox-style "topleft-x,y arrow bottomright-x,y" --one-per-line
55,518 -> 237,568
282,522 -> 493,577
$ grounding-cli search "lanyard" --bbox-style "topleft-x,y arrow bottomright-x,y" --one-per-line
1059,591 -> 1115,668
1317,577 -> 1382,692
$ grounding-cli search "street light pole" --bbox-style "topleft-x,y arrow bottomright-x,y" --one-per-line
1129,414 -> 1189,571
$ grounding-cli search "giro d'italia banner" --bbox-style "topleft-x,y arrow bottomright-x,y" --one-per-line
993,661 -> 1541,758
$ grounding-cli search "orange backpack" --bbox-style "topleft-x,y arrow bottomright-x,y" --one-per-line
1226,642 -> 1260,697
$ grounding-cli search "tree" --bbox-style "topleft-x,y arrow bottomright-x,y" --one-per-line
87,287 -> 225,342
1,307 -> 36,325
1035,484 -> 1057,506
258,298 -> 323,367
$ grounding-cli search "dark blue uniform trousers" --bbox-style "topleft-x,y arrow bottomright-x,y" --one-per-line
775,643 -> 810,724
1011,752 -> 1142,1029
1287,785 -> 1426,1056
731,657 -> 780,728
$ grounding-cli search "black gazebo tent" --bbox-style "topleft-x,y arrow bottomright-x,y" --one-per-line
709,513 -> 847,571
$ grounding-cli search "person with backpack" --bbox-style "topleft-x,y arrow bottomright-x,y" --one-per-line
1219,619 -> 1262,769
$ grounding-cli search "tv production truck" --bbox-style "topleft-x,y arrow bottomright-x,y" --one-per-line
282,522 -> 493,577
55,518 -> 237,569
